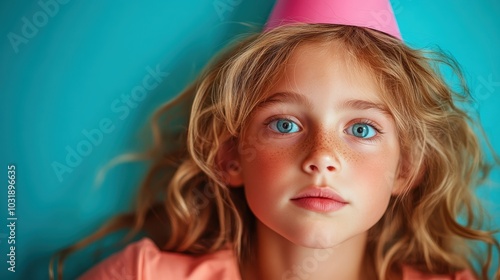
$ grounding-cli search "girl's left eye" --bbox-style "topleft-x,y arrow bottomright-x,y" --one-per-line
268,119 -> 300,134
346,123 -> 377,139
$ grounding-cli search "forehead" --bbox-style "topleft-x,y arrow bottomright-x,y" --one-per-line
269,41 -> 383,103
287,41 -> 375,80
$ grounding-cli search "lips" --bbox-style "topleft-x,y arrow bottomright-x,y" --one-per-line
290,186 -> 348,212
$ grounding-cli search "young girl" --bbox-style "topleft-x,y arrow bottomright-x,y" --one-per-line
51,1 -> 500,279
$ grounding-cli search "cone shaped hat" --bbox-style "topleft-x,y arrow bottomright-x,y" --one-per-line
265,0 -> 401,39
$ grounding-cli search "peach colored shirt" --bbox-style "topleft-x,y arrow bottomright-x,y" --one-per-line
79,237 -> 476,280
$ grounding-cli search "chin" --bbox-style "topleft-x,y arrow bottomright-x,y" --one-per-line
284,228 -> 349,249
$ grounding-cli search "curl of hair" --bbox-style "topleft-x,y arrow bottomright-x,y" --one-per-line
50,24 -> 500,280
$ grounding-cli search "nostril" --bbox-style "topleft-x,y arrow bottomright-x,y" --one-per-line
308,165 -> 334,172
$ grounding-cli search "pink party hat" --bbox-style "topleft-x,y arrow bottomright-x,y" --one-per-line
265,0 -> 402,39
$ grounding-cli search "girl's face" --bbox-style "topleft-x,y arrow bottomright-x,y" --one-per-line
235,42 -> 403,248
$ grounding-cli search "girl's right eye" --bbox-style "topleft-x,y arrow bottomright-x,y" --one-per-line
268,118 -> 300,134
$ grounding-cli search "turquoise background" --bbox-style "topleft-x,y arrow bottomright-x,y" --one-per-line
0,0 -> 499,279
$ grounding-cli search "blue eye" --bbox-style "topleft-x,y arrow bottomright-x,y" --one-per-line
347,123 -> 377,139
269,119 -> 300,134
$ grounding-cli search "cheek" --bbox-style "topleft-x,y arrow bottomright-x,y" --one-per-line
239,130 -> 299,178
355,150 -> 399,193
241,144 -> 294,186
239,143 -> 298,208
360,156 -> 397,183
347,134 -> 400,182
349,150 -> 399,219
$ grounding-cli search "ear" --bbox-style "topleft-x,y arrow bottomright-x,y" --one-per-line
217,137 -> 244,187
391,173 -> 407,196
391,153 -> 424,196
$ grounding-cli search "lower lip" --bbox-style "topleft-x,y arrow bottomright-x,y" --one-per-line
291,198 -> 347,212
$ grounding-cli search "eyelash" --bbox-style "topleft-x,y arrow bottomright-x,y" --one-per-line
353,119 -> 382,132
345,119 -> 384,142
264,116 -> 301,135
263,116 -> 384,139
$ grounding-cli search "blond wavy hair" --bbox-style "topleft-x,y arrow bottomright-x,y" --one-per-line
50,24 -> 500,279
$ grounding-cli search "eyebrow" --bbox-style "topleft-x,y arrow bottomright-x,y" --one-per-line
258,91 -> 313,109
258,91 -> 391,115
340,99 -> 391,115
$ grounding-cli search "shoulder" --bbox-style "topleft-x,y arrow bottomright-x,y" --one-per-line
402,265 -> 476,280
78,237 -> 241,280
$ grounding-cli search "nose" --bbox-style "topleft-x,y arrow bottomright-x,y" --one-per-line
301,135 -> 339,174
302,153 -> 336,173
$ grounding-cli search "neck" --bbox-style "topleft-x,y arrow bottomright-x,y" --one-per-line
241,221 -> 372,280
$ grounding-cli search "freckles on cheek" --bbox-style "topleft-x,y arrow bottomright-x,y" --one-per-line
241,142 -> 297,191
253,146 -> 292,175
242,145 -> 296,209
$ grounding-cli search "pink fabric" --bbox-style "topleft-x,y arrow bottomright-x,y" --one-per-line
265,0 -> 402,39
401,265 -> 476,280
78,238 -> 241,280
79,237 -> 476,280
